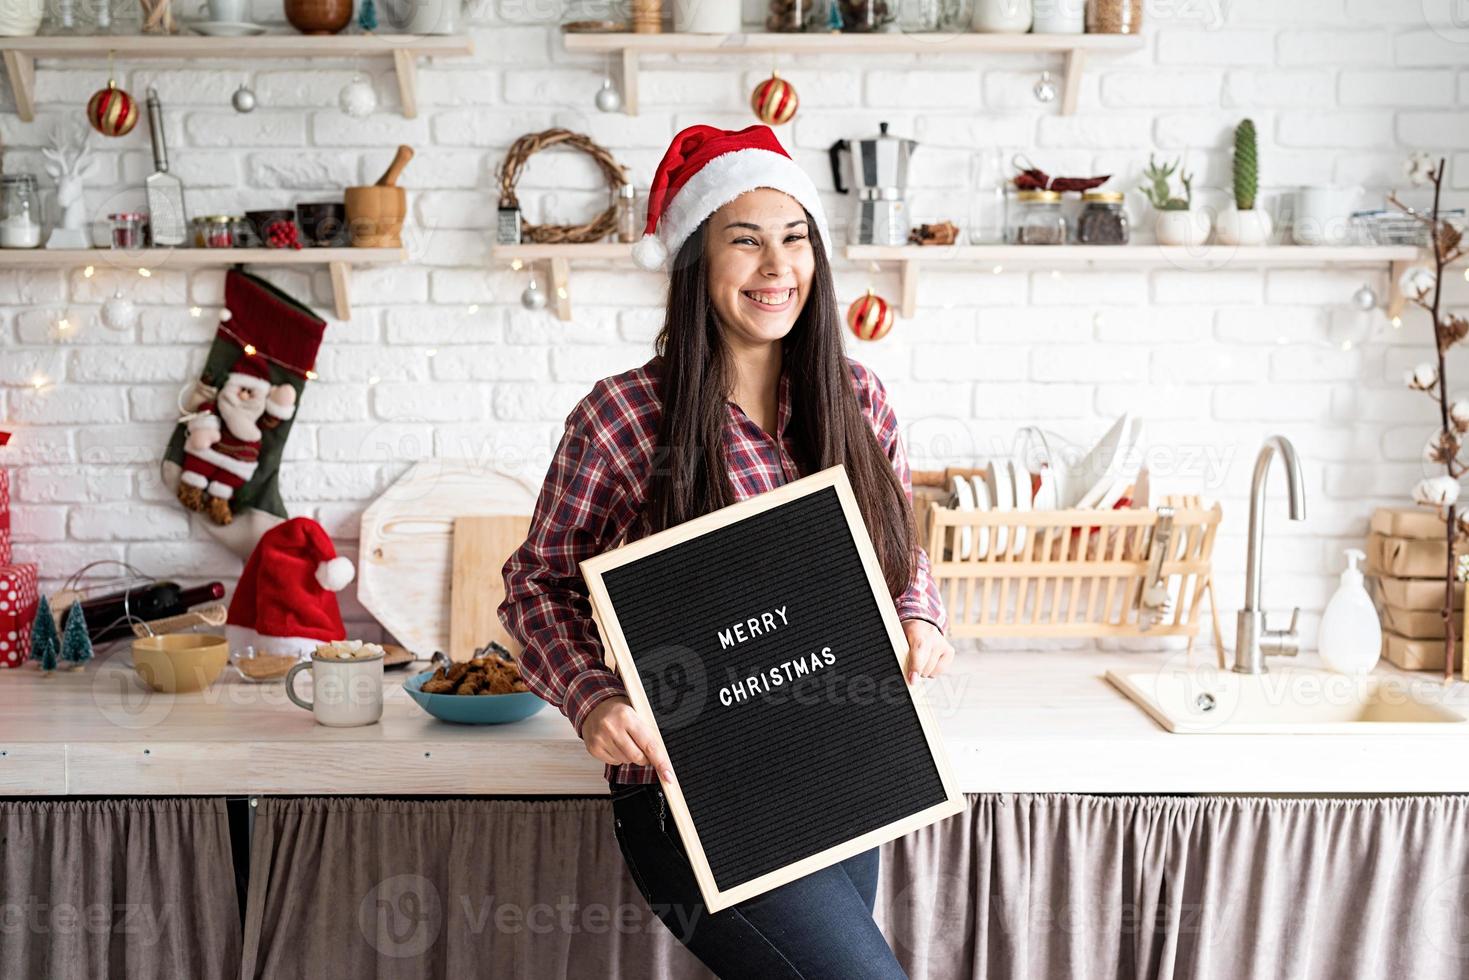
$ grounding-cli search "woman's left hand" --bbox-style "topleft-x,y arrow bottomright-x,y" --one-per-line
902,618 -> 954,684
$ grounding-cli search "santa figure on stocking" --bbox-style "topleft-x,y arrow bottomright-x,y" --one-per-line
177,354 -> 297,526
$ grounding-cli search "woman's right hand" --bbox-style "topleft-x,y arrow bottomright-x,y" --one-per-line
581,696 -> 675,783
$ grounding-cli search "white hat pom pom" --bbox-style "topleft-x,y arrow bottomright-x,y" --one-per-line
632,234 -> 668,271
315,556 -> 356,592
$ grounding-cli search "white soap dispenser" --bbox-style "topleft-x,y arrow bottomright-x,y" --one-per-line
1318,548 -> 1381,675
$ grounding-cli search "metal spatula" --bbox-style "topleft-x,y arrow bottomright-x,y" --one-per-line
144,87 -> 187,246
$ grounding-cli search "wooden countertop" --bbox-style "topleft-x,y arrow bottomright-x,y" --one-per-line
3,647 -> 1467,796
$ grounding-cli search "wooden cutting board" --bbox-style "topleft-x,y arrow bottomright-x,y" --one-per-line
358,461 -> 536,659
450,515 -> 532,663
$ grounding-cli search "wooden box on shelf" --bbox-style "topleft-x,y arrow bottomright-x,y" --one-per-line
912,468 -> 1221,646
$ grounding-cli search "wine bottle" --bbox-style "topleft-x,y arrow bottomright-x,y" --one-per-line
65,581 -> 226,643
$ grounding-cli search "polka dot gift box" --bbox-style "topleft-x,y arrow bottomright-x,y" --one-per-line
0,463 -> 12,566
0,560 -> 38,669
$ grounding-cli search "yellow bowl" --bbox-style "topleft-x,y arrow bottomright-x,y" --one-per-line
131,634 -> 230,693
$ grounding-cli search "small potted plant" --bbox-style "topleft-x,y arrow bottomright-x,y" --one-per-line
1215,119 -> 1273,246
1139,154 -> 1210,247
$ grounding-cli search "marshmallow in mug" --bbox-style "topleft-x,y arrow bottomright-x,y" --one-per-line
316,639 -> 386,660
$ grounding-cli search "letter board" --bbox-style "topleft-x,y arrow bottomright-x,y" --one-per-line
581,464 -> 964,912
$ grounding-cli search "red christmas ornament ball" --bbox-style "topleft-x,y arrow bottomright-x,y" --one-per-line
847,290 -> 894,341
87,80 -> 139,138
750,72 -> 798,126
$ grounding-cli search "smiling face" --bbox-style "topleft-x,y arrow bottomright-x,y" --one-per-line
704,188 -> 816,350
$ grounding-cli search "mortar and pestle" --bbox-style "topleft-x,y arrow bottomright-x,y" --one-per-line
346,145 -> 413,247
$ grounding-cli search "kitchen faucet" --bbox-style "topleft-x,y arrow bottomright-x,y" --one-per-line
1233,435 -> 1308,674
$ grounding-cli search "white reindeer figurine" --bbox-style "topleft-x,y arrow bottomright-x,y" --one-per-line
43,123 -> 96,250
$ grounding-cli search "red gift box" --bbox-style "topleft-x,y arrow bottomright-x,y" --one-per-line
0,468 -> 11,566
0,562 -> 38,668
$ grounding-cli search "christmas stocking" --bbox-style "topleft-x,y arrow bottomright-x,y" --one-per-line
162,269 -> 326,559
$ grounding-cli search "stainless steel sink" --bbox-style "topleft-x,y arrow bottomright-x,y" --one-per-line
1107,664 -> 1469,734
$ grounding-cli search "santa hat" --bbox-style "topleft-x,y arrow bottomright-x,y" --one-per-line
227,354 -> 274,395
632,124 -> 832,272
226,517 -> 356,656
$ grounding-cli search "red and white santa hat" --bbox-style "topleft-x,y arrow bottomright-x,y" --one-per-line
228,353 -> 274,396
226,517 -> 355,656
632,123 -> 832,272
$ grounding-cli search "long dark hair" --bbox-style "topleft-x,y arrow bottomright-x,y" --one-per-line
642,212 -> 918,600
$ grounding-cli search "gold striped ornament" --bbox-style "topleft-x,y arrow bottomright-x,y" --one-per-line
847,288 -> 894,341
87,79 -> 139,138
750,71 -> 799,126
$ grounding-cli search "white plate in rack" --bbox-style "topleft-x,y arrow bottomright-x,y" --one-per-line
968,474 -> 991,559
949,474 -> 975,559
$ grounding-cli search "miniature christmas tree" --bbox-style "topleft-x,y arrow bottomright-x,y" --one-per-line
358,0 -> 378,32
29,595 -> 59,673
60,600 -> 93,669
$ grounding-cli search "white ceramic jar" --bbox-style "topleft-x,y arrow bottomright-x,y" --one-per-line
0,0 -> 42,36
1031,0 -> 1083,32
972,0 -> 1032,31
673,0 -> 741,32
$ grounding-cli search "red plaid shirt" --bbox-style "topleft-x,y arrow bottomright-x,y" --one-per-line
498,354 -> 947,786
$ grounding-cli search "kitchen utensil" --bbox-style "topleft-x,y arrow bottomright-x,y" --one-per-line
285,647 -> 384,726
828,122 -> 916,246
403,670 -> 547,724
357,461 -> 537,660
449,515 -> 533,663
1291,185 -> 1363,246
143,88 -> 187,247
1071,413 -> 1133,509
295,201 -> 348,247
345,144 -> 412,247
1009,457 -> 1030,555
949,474 -> 975,558
968,474 -> 992,558
1094,421 -> 1144,512
1138,506 -> 1175,631
985,459 -> 1014,553
131,633 -> 230,693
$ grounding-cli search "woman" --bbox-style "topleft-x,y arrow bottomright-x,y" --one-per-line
499,124 -> 953,979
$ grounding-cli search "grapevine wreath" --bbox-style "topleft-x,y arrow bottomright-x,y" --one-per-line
498,129 -> 629,244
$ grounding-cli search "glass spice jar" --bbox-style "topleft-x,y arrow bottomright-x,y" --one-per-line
767,0 -> 817,31
201,214 -> 234,248
1015,190 -> 1067,245
1085,0 -> 1141,33
0,175 -> 42,249
614,183 -> 640,243
1077,191 -> 1129,245
109,211 -> 146,249
838,0 -> 895,32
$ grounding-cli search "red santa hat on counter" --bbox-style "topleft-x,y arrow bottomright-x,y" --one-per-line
632,123 -> 832,272
226,516 -> 355,656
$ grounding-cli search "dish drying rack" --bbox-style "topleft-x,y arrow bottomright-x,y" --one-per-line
913,468 -> 1224,650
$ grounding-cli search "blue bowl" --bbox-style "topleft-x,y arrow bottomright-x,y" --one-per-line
403,670 -> 548,724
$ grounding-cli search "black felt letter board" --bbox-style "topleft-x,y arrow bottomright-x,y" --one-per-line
597,482 -> 952,893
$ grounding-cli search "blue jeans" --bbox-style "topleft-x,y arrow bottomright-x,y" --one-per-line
610,780 -> 908,979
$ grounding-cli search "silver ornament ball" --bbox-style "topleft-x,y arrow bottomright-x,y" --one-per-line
595,80 -> 622,113
231,84 -> 257,113
100,290 -> 138,332
1033,70 -> 1057,104
521,279 -> 547,311
339,75 -> 378,119
1351,283 -> 1377,311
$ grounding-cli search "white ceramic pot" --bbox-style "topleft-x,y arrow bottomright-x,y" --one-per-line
673,0 -> 741,32
1154,209 -> 1212,247
0,0 -> 43,36
383,0 -> 458,34
972,0 -> 1033,32
1214,207 -> 1273,246
1291,185 -> 1363,246
1031,0 -> 1084,32
286,650 -> 384,727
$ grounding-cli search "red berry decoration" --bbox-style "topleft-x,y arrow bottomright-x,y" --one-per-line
847,289 -> 894,341
87,79 -> 139,138
264,220 -> 303,250
751,71 -> 798,126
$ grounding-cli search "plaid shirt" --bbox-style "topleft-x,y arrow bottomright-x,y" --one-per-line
498,354 -> 947,786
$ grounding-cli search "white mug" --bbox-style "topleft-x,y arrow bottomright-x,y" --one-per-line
1292,186 -> 1362,246
286,651 -> 384,727
205,0 -> 246,22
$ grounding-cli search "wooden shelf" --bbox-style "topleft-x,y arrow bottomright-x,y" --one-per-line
0,246 -> 406,319
562,31 -> 1144,115
0,33 -> 473,120
491,243 -> 634,321
846,244 -> 1424,318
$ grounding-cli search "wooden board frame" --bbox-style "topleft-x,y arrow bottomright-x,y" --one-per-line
580,464 -> 965,913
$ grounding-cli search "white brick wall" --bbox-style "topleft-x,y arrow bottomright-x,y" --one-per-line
1,4 -> 1466,649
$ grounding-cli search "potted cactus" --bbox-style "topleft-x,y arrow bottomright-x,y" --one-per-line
1139,154 -> 1211,247
1216,119 -> 1274,246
